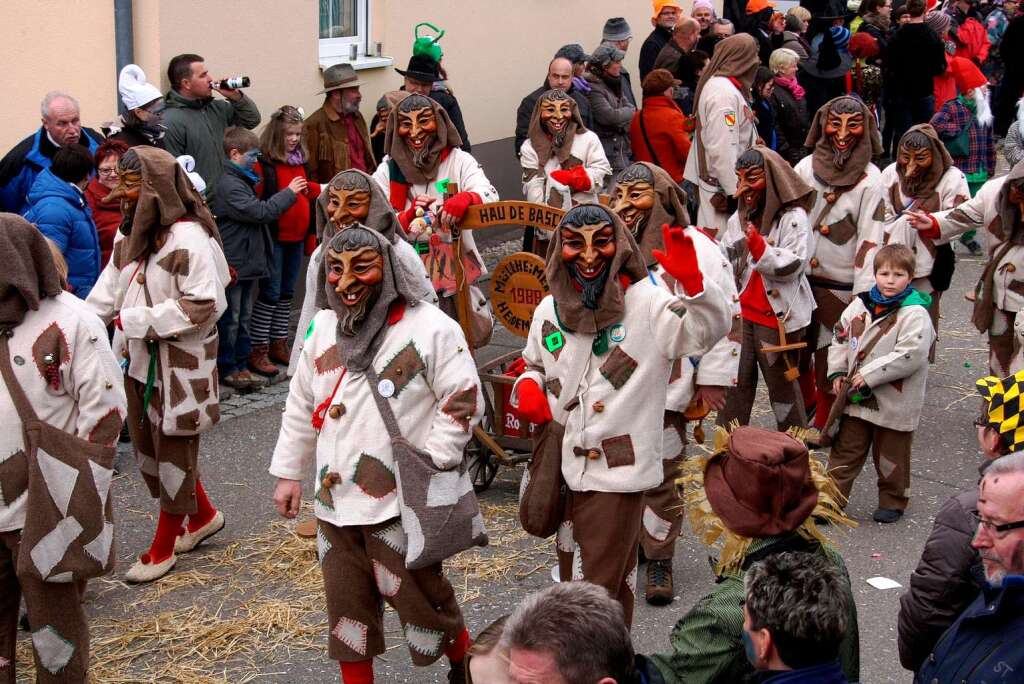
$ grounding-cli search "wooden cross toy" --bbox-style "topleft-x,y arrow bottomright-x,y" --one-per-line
760,318 -> 807,382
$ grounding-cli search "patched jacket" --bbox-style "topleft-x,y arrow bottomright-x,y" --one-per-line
520,130 -> 611,210
0,293 -> 126,532
270,304 -> 483,527
684,77 -> 758,197
793,157 -> 885,294
827,293 -> 935,432
513,278 -> 731,493
720,207 -> 816,332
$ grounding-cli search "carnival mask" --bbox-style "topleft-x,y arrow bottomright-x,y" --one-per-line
327,185 -> 372,229
611,178 -> 657,237
397,105 -> 437,154
1009,178 -> 1024,218
325,245 -> 384,336
104,164 -> 142,219
734,162 -> 767,218
897,131 -> 934,197
539,97 -> 573,137
560,221 -> 616,309
823,105 -> 864,168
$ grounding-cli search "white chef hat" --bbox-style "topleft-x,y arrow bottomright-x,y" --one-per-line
176,155 -> 207,195
118,64 -> 163,111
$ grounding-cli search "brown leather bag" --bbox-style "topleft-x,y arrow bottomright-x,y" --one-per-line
518,419 -> 567,538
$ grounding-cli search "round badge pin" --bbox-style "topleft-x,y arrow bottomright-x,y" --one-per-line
610,324 -> 626,343
378,379 -> 396,398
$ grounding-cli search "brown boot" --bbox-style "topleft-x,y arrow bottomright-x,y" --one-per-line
645,559 -> 675,606
269,338 -> 290,365
248,345 -> 279,377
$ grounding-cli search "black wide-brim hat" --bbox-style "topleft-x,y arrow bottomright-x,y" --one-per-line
395,53 -> 441,83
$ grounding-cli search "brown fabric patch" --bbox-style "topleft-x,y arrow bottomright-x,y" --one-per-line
824,215 -> 858,246
872,199 -> 887,222
849,313 -> 867,340
352,453 -> 397,499
88,408 -> 123,445
190,378 -> 211,404
111,240 -> 128,269
600,346 -> 638,390
206,402 -> 220,424
854,240 -> 877,269
545,377 -> 562,398
31,321 -> 70,380
143,326 -> 160,341
179,298 -> 216,326
157,248 -> 191,276
775,260 -> 802,277
988,215 -> 1005,241
668,300 -> 688,318
891,378 -> 904,392
315,344 -> 343,374
167,344 -> 199,370
562,155 -> 584,170
811,287 -> 849,330
176,409 -> 201,432
547,187 -> 562,207
442,387 -> 477,432
669,358 -> 684,384
728,316 -> 742,343
522,168 -> 542,183
953,194 -> 969,206
379,342 -> 426,398
169,371 -> 188,408
541,320 -> 563,360
204,337 -> 219,360
1008,280 -> 1024,297
601,434 -> 636,468
0,449 -> 29,505
859,395 -> 880,411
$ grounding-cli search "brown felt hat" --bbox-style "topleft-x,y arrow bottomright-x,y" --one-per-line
642,68 -> 681,97
704,426 -> 818,537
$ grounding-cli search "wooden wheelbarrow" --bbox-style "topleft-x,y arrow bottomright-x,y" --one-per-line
760,318 -> 807,382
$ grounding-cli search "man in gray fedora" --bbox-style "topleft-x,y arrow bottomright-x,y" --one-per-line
305,63 -> 376,182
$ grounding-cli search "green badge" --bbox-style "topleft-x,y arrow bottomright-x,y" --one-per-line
414,240 -> 429,255
544,330 -> 565,353
592,329 -> 610,356
304,319 -> 316,340
435,177 -> 451,194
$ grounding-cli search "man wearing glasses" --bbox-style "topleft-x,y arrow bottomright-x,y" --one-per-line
898,368 -> 1024,678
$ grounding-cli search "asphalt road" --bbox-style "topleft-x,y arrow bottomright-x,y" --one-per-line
13,245 -> 991,683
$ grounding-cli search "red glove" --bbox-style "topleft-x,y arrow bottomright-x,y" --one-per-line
441,192 -> 482,221
745,224 -> 767,261
920,215 -> 941,240
515,378 -> 552,425
550,166 -> 592,192
652,224 -> 704,296
398,206 -> 417,232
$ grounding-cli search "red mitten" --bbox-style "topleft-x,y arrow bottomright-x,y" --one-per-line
441,192 -> 482,221
550,166 -> 592,192
515,378 -> 552,425
652,224 -> 704,296
398,206 -> 418,232
745,224 -> 767,261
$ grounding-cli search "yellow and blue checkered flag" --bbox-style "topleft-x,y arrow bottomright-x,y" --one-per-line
977,369 -> 1024,453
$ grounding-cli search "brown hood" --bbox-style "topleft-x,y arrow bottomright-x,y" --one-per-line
527,90 -> 588,165
320,226 -> 423,371
692,34 -> 759,159
747,145 -> 816,236
0,213 -> 64,330
896,124 -> 953,201
614,162 -> 690,268
383,92 -> 463,185
117,146 -> 220,264
997,161 -> 1024,244
545,204 -> 649,334
805,96 -> 882,188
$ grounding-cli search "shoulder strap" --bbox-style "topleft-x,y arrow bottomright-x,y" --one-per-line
638,109 -> 664,169
364,366 -> 404,441
549,329 -> 595,424
0,333 -> 39,424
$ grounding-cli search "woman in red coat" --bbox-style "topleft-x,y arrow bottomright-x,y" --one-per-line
630,69 -> 691,183
84,139 -> 129,267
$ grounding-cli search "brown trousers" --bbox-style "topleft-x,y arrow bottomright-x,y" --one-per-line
827,415 -> 913,510
319,518 -> 464,665
717,319 -> 808,431
641,412 -> 687,561
125,377 -> 199,515
989,309 -> 1018,377
0,531 -> 88,683
556,490 -> 644,627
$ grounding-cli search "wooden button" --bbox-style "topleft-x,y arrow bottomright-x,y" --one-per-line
734,313 -> 742,320
810,258 -> 820,268
395,368 -> 403,376
322,476 -> 333,488
1008,263 -> 1017,273
586,448 -> 601,460
825,192 -> 838,204
857,351 -> 866,360
731,349 -> 739,356
592,401 -> 605,413
766,238 -> 775,246
819,225 -> 830,236
136,273 -> 146,285
328,404 -> 345,419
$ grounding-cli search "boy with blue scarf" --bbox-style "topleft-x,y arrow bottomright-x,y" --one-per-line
825,244 -> 935,523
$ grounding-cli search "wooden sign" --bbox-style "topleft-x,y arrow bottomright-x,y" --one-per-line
460,201 -> 565,232
490,252 -> 549,337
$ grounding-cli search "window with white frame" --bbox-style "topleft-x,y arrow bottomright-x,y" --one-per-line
319,0 -> 367,60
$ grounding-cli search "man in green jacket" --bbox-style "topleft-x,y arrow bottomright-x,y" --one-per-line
163,53 -> 261,198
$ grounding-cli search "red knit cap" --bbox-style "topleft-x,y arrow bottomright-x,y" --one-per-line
950,57 -> 987,95
848,31 -> 880,59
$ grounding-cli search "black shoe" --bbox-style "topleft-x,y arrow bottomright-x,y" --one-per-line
448,660 -> 466,684
872,508 -> 903,523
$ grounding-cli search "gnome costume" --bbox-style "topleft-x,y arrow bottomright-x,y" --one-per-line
87,147 -> 230,583
794,96 -> 887,428
610,162 -> 740,605
682,34 -> 760,237
0,215 -> 126,682
717,146 -> 816,432
520,89 -> 611,210
512,204 -> 731,626
918,161 -> 1024,376
289,169 -> 436,376
270,226 -> 482,677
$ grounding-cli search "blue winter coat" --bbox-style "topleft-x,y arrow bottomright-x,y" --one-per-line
23,169 -> 102,299
0,127 -> 102,214
915,575 -> 1024,684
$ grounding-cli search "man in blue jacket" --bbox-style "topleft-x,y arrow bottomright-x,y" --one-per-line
0,91 -> 102,214
23,144 -> 102,299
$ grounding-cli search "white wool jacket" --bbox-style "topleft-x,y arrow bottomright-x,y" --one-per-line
512,278 -> 731,493
683,76 -> 758,197
720,207 -> 816,332
0,293 -> 126,532
520,130 -> 612,210
270,303 -> 483,527
827,294 -> 934,432
793,157 -> 885,294
880,163 -> 970,283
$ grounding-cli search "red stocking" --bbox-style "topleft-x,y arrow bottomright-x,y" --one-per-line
445,628 -> 472,664
144,510 -> 186,564
340,659 -> 374,683
187,479 -> 218,532
814,391 -> 834,430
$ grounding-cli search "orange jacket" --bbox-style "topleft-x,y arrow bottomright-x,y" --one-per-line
629,95 -> 691,183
